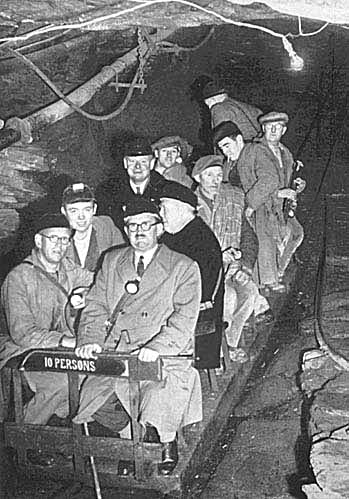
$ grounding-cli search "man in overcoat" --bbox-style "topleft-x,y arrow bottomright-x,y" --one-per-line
62,182 -> 125,273
74,197 -> 202,475
192,156 -> 271,362
159,181 -> 224,370
0,213 -> 92,464
96,138 -> 167,230
237,111 -> 305,290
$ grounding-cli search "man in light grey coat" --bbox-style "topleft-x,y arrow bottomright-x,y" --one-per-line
74,197 -> 202,475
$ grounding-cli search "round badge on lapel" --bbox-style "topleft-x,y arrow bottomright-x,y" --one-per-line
125,279 -> 140,295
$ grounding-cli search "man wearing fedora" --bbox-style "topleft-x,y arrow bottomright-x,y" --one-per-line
151,135 -> 193,188
96,137 -> 167,230
74,197 -> 202,475
237,111 -> 305,291
202,81 -> 263,142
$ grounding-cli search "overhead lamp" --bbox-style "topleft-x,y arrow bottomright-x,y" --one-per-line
282,36 -> 304,71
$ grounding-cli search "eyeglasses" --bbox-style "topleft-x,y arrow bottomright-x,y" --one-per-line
125,221 -> 161,233
40,234 -> 71,245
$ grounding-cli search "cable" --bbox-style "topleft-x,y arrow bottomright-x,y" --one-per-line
158,26 -> 215,52
8,46 -> 146,121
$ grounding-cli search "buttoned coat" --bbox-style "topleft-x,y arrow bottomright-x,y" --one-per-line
74,244 -> 203,433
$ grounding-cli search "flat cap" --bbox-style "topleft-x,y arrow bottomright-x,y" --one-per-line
213,121 -> 243,145
202,81 -> 227,99
124,137 -> 152,157
191,155 -> 224,181
34,213 -> 71,234
258,111 -> 289,126
62,183 -> 95,205
151,135 -> 193,161
160,181 -> 198,209
122,196 -> 160,219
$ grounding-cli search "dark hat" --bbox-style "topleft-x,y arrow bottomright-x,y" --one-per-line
160,181 -> 198,209
258,111 -> 289,126
213,121 -> 243,145
62,183 -> 95,206
124,137 -> 153,157
122,196 -> 160,219
151,135 -> 193,161
202,81 -> 227,99
34,213 -> 71,234
191,155 -> 224,181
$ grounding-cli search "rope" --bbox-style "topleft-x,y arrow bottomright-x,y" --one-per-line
158,26 -> 215,52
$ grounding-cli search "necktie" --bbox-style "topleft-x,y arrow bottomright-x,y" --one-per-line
136,187 -> 141,195
137,255 -> 145,277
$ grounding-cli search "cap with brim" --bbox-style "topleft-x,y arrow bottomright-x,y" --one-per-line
192,155 -> 224,181
202,81 -> 227,99
213,121 -> 243,145
151,136 -> 193,161
123,196 -> 160,219
35,213 -> 71,234
258,111 -> 289,126
160,181 -> 198,209
62,183 -> 95,205
124,138 -> 152,157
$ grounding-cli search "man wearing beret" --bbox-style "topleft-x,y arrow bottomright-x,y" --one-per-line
159,182 -> 224,370
202,81 -> 263,142
61,182 -> 125,273
96,137 -> 167,231
74,197 -> 202,475
192,156 -> 271,362
151,135 -> 193,188
237,111 -> 305,291
0,213 -> 93,465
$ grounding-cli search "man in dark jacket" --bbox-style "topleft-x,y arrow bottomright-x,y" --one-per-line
96,138 -> 167,230
159,182 -> 223,370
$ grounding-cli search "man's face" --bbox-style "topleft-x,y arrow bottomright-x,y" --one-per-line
35,227 -> 72,266
198,166 -> 223,199
124,213 -> 162,251
218,135 -> 243,161
157,146 -> 180,169
263,122 -> 286,144
159,197 -> 190,234
124,155 -> 153,184
62,201 -> 96,233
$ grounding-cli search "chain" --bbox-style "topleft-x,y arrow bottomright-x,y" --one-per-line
137,27 -> 151,90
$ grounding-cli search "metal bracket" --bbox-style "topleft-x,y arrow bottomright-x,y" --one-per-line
108,72 -> 147,94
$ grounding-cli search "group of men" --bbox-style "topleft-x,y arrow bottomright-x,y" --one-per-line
0,79 -> 306,475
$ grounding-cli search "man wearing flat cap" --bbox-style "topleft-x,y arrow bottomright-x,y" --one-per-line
213,120 -> 245,185
151,135 -> 193,188
202,80 -> 263,142
96,137 -> 167,231
192,156 -> 271,362
0,213 -> 93,465
237,111 -> 305,291
159,181 -> 224,370
74,197 -> 202,475
61,182 -> 125,273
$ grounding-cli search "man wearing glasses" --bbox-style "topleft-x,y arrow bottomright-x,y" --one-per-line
0,213 -> 92,465
74,197 -> 202,475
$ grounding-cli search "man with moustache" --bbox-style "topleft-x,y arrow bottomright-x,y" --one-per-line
74,197 -> 202,475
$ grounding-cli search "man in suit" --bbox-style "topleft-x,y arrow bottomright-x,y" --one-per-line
74,197 -> 202,475
96,138 -> 167,230
61,182 -> 125,273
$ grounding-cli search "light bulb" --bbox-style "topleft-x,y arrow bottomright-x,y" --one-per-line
290,53 -> 304,71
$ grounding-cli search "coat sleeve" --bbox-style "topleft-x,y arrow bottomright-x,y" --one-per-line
238,144 -> 280,211
146,261 -> 201,356
0,271 -> 63,350
76,257 -> 111,348
240,211 -> 258,271
99,216 -> 126,247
